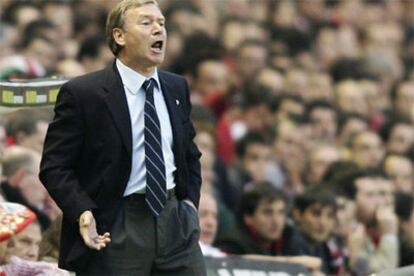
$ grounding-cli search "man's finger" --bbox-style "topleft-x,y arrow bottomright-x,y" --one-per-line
85,237 -> 106,250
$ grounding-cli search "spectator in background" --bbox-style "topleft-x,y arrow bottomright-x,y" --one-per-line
227,132 -> 272,210
304,144 -> 341,186
5,108 -> 52,153
284,68 -> 309,98
391,80 -> 414,123
198,192 -> 227,258
336,112 -> 368,148
19,35 -> 58,75
331,186 -> 357,245
394,193 -> 414,267
306,72 -> 334,102
0,146 -> 53,230
252,67 -> 284,97
77,33 -> 113,74
269,119 -> 306,197
215,90 -> 273,166
40,0 -> 75,58
200,188 -> 322,273
0,202 -> 68,275
216,182 -> 297,256
0,202 -> 41,263
306,100 -> 338,143
0,2 -> 42,60
335,80 -> 368,118
272,94 -> 305,122
292,187 -> 343,274
342,170 -> 399,274
22,19 -> 59,52
380,118 -> 414,156
191,57 -> 230,117
233,40 -> 269,89
349,130 -> 385,170
383,154 -> 413,194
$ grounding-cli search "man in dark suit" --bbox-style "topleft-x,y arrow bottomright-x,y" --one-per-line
39,0 -> 205,274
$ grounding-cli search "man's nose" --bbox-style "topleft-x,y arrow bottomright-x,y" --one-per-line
153,23 -> 164,34
27,245 -> 39,260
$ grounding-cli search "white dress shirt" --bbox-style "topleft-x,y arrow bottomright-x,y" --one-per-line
116,59 -> 176,196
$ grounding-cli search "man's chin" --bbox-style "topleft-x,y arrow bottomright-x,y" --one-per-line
149,54 -> 165,65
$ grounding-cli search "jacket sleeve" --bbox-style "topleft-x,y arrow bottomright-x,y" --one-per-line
183,79 -> 202,208
39,82 -> 97,224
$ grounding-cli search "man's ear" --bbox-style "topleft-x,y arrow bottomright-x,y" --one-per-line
113,28 -> 126,47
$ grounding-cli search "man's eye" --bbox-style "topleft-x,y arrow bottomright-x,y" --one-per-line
141,21 -> 150,25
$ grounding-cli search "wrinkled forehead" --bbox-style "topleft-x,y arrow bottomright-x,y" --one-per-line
124,3 -> 164,20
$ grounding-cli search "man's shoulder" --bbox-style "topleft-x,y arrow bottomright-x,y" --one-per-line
158,70 -> 186,83
64,68 -> 108,91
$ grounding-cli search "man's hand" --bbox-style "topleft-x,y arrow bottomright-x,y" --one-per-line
377,207 -> 398,235
79,210 -> 111,250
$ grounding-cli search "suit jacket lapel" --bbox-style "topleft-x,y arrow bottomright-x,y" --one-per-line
102,62 -> 132,158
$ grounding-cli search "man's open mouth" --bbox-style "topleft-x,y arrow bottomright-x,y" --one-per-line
151,40 -> 163,51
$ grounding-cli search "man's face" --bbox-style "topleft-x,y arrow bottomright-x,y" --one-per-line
116,4 -> 166,71
25,38 -> 57,71
256,69 -> 284,96
307,73 -> 333,101
244,199 -> 286,241
296,204 -> 335,243
336,81 -> 368,117
310,107 -> 337,141
308,146 -> 340,183
387,124 -> 414,155
6,223 -> 41,262
395,82 -> 414,121
355,177 -> 382,224
351,132 -> 384,169
385,156 -> 413,193
274,122 -> 305,168
237,45 -> 267,79
198,194 -> 218,245
243,143 -> 271,182
195,61 -> 229,97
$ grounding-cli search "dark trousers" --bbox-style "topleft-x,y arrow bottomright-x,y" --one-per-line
77,194 -> 206,275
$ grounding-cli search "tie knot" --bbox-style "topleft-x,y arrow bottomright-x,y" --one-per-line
143,78 -> 155,93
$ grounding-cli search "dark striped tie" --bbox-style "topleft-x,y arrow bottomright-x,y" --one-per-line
143,78 -> 167,217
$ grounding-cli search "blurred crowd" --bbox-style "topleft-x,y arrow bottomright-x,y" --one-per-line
0,0 -> 413,275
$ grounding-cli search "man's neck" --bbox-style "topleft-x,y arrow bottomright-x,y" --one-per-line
118,56 -> 156,77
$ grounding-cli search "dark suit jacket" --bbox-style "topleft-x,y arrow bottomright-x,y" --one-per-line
39,62 -> 202,271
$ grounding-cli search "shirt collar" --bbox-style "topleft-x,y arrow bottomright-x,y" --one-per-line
116,58 -> 161,95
